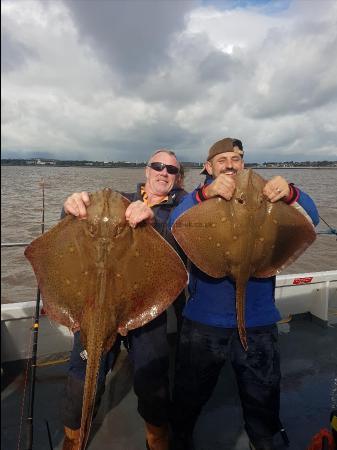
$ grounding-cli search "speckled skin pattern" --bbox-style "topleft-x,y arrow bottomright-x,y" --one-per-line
172,169 -> 316,350
25,189 -> 187,449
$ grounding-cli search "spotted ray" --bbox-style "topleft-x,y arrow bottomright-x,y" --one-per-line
172,169 -> 316,350
25,189 -> 187,450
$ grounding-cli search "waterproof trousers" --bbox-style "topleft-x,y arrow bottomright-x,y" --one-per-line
62,311 -> 172,430
171,318 -> 281,445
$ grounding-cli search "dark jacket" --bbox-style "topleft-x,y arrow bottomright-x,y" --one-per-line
122,183 -> 187,246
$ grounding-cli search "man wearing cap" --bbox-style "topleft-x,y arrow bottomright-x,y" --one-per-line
168,138 -> 319,450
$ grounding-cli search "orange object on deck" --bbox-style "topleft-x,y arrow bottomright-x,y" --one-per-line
307,428 -> 335,450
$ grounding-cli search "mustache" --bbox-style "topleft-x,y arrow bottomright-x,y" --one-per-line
220,168 -> 238,175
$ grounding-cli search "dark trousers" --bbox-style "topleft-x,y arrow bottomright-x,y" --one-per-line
171,318 -> 281,443
62,310 -> 173,429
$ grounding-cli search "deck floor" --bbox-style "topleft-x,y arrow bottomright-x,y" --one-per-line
2,314 -> 337,450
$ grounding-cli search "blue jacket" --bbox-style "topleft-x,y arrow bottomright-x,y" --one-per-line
168,184 -> 319,328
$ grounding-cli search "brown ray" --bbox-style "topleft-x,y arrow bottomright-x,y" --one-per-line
172,169 -> 316,350
24,189 -> 187,450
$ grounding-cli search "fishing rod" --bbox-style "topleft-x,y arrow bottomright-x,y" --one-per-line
316,215 -> 337,237
26,179 -> 53,450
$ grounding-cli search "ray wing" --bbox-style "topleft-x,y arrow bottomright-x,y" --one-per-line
25,189 -> 188,449
172,170 -> 316,351
252,200 -> 316,277
25,190 -> 187,336
172,171 -> 316,280
172,197 -> 240,278
113,223 -> 189,333
24,215 -> 99,330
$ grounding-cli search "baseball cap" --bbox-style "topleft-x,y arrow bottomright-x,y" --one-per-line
200,138 -> 244,175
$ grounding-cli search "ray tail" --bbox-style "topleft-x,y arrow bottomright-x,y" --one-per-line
236,282 -> 248,351
78,329 -> 105,450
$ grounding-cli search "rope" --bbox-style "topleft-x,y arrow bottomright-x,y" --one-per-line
36,358 -> 70,368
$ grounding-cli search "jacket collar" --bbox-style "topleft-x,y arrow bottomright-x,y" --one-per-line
136,183 -> 185,206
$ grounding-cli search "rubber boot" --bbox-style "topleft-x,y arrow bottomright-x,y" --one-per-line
249,438 -> 274,450
171,431 -> 195,450
62,426 -> 80,450
145,422 -> 169,450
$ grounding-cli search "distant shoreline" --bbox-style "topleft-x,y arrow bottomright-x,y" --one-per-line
252,166 -> 337,169
1,162 -> 336,169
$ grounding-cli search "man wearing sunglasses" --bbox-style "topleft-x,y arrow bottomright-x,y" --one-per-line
168,138 -> 319,450
61,149 -> 187,450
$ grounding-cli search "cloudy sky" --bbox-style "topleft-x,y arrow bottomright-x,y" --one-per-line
2,0 -> 337,163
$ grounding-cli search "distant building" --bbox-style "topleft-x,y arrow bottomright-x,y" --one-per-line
36,159 -> 56,165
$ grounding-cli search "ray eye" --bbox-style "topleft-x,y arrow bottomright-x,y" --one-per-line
88,223 -> 98,236
112,223 -> 124,238
116,225 -> 123,236
236,193 -> 246,204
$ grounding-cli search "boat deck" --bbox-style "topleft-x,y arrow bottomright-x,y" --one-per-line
2,312 -> 337,450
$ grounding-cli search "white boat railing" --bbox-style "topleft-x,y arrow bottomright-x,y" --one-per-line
1,242 -> 30,247
2,271 -> 337,363
2,236 -> 337,363
166,271 -> 337,332
275,270 -> 337,324
1,301 -> 73,363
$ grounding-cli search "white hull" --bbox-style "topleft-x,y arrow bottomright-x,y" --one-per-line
1,270 -> 337,363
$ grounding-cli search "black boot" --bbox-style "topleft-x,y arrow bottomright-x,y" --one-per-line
249,437 -> 274,450
171,431 -> 195,450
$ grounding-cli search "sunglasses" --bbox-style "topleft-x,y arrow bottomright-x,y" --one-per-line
148,162 -> 179,175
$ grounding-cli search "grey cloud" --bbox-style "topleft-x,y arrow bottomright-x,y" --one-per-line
198,50 -> 242,83
1,149 -> 62,160
2,0 -> 337,163
64,0 -> 196,86
244,18 -> 337,118
132,33 -> 245,107
1,25 -> 38,72
247,73 -> 337,119
106,118 -> 199,162
241,105 -> 337,162
136,68 -> 201,106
